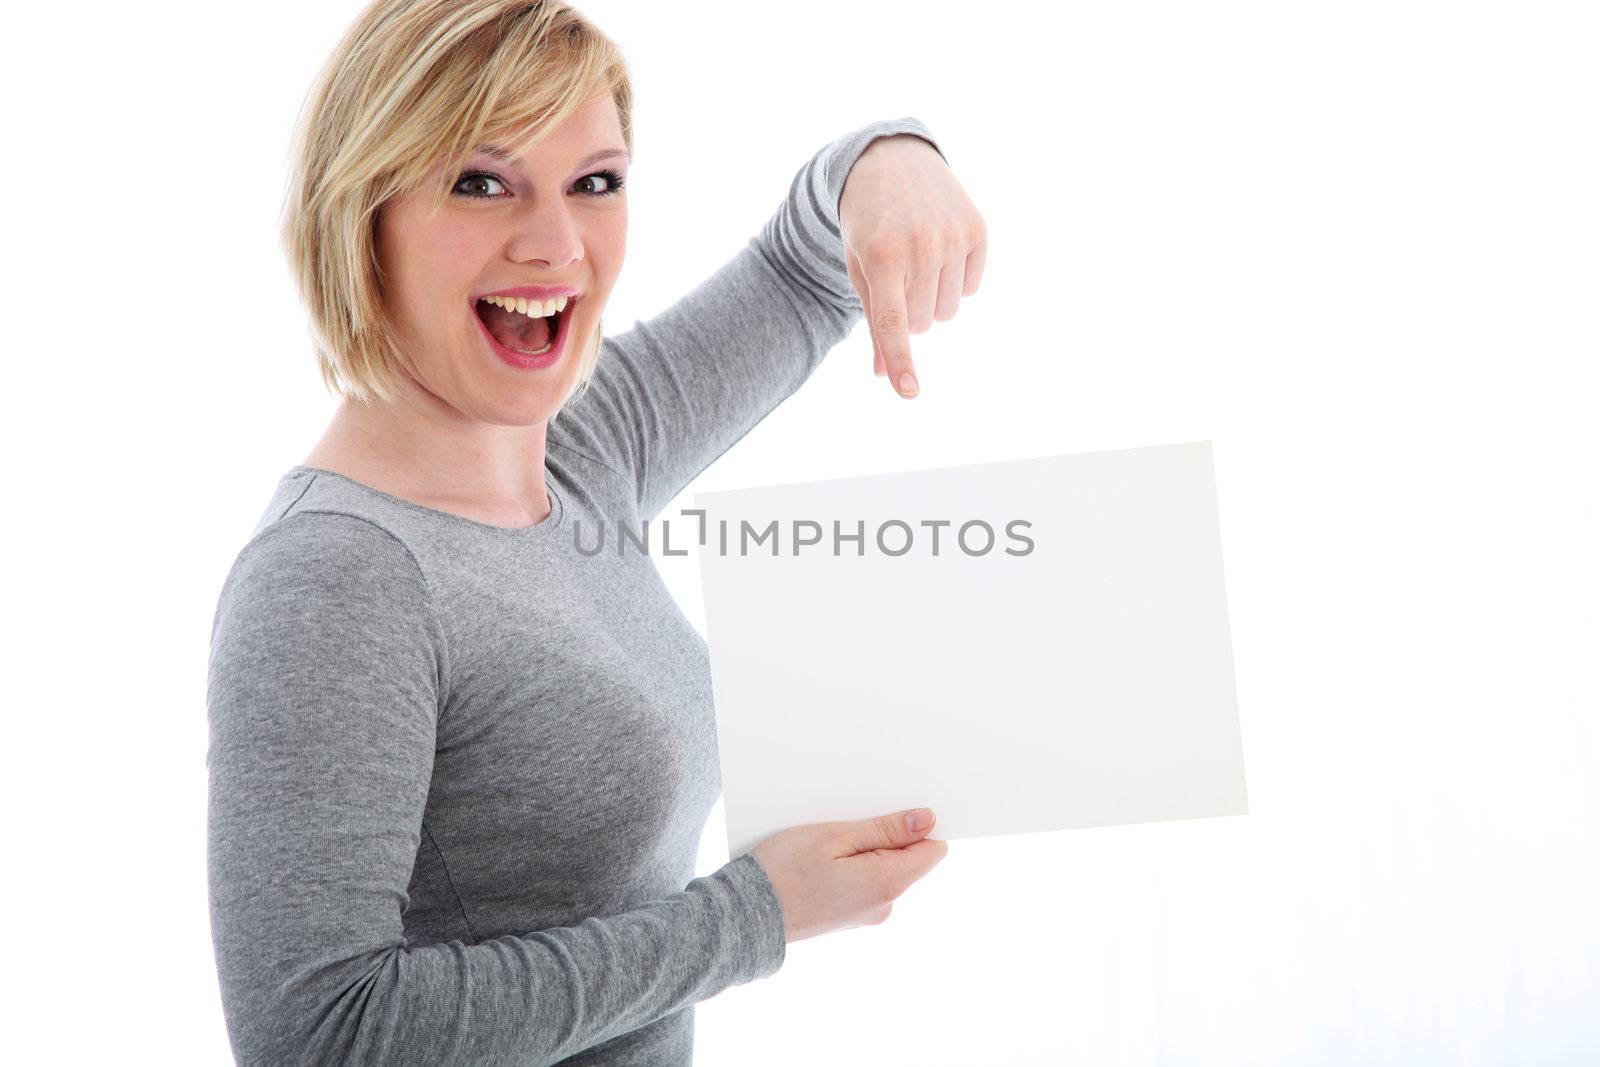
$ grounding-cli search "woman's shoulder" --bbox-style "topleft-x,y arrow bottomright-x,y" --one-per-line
219,506 -> 429,624
207,485 -> 451,723
241,507 -> 418,580
249,466 -> 429,543
217,469 -> 435,625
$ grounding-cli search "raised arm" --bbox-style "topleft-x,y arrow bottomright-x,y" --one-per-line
205,511 -> 785,1066
551,117 -> 945,521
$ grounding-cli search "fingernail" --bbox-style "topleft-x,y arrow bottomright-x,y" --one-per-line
898,372 -> 918,396
907,808 -> 932,833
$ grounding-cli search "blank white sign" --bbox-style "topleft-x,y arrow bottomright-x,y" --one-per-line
696,440 -> 1248,859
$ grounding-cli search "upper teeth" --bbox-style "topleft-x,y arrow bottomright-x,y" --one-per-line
481,294 -> 570,318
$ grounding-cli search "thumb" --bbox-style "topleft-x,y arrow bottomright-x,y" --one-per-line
854,808 -> 936,853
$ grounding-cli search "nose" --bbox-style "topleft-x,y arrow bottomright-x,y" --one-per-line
504,194 -> 584,270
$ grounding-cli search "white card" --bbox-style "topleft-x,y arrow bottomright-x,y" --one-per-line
695,440 -> 1248,858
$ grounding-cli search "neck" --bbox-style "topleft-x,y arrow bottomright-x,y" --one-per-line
303,389 -> 555,527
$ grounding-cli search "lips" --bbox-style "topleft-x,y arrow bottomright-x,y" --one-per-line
472,284 -> 580,302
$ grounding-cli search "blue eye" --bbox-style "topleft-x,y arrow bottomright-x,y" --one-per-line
452,167 -> 627,200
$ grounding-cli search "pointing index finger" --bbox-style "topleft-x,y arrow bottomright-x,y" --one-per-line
864,262 -> 918,398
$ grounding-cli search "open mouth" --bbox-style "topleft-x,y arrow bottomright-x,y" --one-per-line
472,294 -> 574,360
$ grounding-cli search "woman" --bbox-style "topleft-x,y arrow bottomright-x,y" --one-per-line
206,1 -> 986,1063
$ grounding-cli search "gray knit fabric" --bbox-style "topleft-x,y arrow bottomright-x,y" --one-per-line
206,117 -> 943,1066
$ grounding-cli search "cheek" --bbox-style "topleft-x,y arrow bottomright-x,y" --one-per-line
396,224 -> 495,324
595,218 -> 628,285
428,223 -> 493,280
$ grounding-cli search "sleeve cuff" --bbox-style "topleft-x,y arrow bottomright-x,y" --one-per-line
824,116 -> 947,216
722,851 -> 788,979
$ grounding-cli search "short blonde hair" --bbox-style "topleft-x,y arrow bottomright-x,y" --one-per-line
280,0 -> 632,407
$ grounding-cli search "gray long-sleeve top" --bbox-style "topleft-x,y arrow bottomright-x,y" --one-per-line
206,116 -> 944,1066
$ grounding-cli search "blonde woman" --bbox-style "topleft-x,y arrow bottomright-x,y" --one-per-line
206,1 -> 986,1063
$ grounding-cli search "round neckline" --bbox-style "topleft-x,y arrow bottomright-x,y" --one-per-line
288,464 -> 566,536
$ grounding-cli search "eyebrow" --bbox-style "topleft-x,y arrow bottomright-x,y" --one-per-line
475,145 -> 631,170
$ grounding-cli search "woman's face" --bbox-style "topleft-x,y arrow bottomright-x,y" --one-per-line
374,93 -> 628,424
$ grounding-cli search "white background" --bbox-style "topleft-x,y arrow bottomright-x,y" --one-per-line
4,1 -> 1596,1063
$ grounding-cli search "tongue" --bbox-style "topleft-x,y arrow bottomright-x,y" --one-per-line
479,301 -> 553,351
